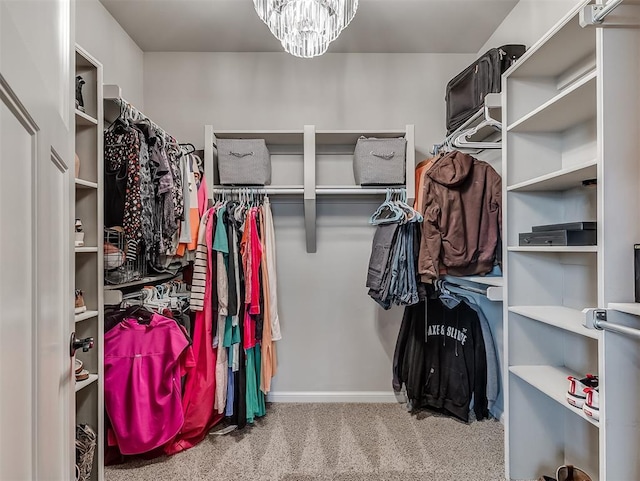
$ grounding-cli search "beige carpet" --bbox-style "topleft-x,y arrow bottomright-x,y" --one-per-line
105,403 -> 505,481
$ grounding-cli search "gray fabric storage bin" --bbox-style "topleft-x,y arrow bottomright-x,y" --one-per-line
217,138 -> 271,185
353,136 -> 406,185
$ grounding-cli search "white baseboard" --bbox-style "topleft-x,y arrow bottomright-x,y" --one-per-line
266,391 -> 401,403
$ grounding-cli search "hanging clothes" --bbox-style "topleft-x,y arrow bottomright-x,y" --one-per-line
167,207 -> 223,454
393,287 -> 489,423
104,313 -> 194,455
366,191 -> 423,309
103,107 -> 205,279
417,150 -> 502,281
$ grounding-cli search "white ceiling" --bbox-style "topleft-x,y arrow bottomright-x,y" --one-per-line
98,0 -> 519,54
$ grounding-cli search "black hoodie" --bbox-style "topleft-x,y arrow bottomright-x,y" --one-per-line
422,294 -> 488,422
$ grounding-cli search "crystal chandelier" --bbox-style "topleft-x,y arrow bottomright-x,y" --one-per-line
254,0 -> 359,58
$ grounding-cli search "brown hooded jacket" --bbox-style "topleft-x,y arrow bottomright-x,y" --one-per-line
418,150 -> 501,282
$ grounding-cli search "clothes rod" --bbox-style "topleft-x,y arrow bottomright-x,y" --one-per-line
210,187 -> 405,195
593,309 -> 640,340
210,187 -> 303,195
593,0 -> 624,22
444,281 -> 487,296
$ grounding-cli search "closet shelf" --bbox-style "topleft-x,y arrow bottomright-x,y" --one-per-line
315,130 -> 406,145
75,374 -> 98,393
507,160 -> 597,192
507,14 -> 595,78
103,273 -> 177,290
75,109 -> 98,126
212,130 -> 304,145
508,246 -> 597,253
507,71 -> 596,133
510,366 -> 599,428
608,302 -> 640,317
509,306 -> 600,339
445,275 -> 503,287
75,178 -> 99,189
75,246 -> 98,253
75,310 -> 99,323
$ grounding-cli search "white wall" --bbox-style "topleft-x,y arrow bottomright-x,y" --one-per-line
143,52 -> 474,158
478,0 -> 584,55
75,0 -> 144,108
143,52 -> 475,396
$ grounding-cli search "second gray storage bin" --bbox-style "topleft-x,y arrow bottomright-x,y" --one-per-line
217,138 -> 271,185
353,136 -> 406,185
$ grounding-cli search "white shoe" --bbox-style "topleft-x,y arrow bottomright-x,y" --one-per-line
566,374 -> 598,409
582,387 -> 600,421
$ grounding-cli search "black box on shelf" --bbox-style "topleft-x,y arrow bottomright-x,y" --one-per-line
531,221 -> 596,232
635,244 -> 640,303
519,229 -> 597,246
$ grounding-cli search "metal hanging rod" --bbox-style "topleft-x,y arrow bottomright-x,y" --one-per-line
593,0 -> 624,23
209,187 -> 406,196
590,309 -> 640,340
210,187 -> 302,195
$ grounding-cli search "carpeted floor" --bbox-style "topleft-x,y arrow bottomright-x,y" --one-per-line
105,403 -> 505,481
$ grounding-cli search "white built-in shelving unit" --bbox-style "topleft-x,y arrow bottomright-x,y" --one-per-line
73,45 -> 104,481
503,1 -> 640,479
204,125 -> 415,253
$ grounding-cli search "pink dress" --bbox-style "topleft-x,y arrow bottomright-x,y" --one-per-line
104,314 -> 193,455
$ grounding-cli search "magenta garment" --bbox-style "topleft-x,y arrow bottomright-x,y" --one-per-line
104,314 -> 192,455
166,208 -> 223,454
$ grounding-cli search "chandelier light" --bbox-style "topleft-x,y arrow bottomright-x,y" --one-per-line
253,0 -> 359,58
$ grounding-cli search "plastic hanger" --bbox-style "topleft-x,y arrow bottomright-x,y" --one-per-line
370,189 -> 404,225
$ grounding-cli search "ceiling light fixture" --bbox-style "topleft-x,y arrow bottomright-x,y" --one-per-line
253,0 -> 359,58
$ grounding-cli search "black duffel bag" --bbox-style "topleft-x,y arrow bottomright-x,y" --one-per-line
445,44 -> 526,134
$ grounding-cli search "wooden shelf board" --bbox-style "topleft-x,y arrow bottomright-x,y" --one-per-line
213,130 -> 304,145
509,306 -> 600,339
315,130 -> 406,145
508,246 -> 597,253
75,109 -> 98,126
608,302 -> 640,317
75,246 -> 98,253
445,275 -> 503,287
509,365 -> 600,428
75,310 -> 99,323
507,13 -> 596,79
104,273 -> 177,290
507,71 -> 597,133
75,374 -> 98,393
507,160 -> 597,192
75,178 -> 98,189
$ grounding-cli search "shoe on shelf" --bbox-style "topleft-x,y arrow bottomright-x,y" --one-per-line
75,76 -> 86,112
75,219 -> 84,247
566,374 -> 598,409
582,387 -> 600,421
556,464 -> 593,481
74,358 -> 83,375
75,289 -> 87,314
76,369 -> 90,382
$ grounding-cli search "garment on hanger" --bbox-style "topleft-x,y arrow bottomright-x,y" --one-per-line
367,190 -> 424,309
437,287 -> 500,416
417,150 -> 502,281
393,286 -> 489,423
104,109 -> 205,277
104,313 -> 195,455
